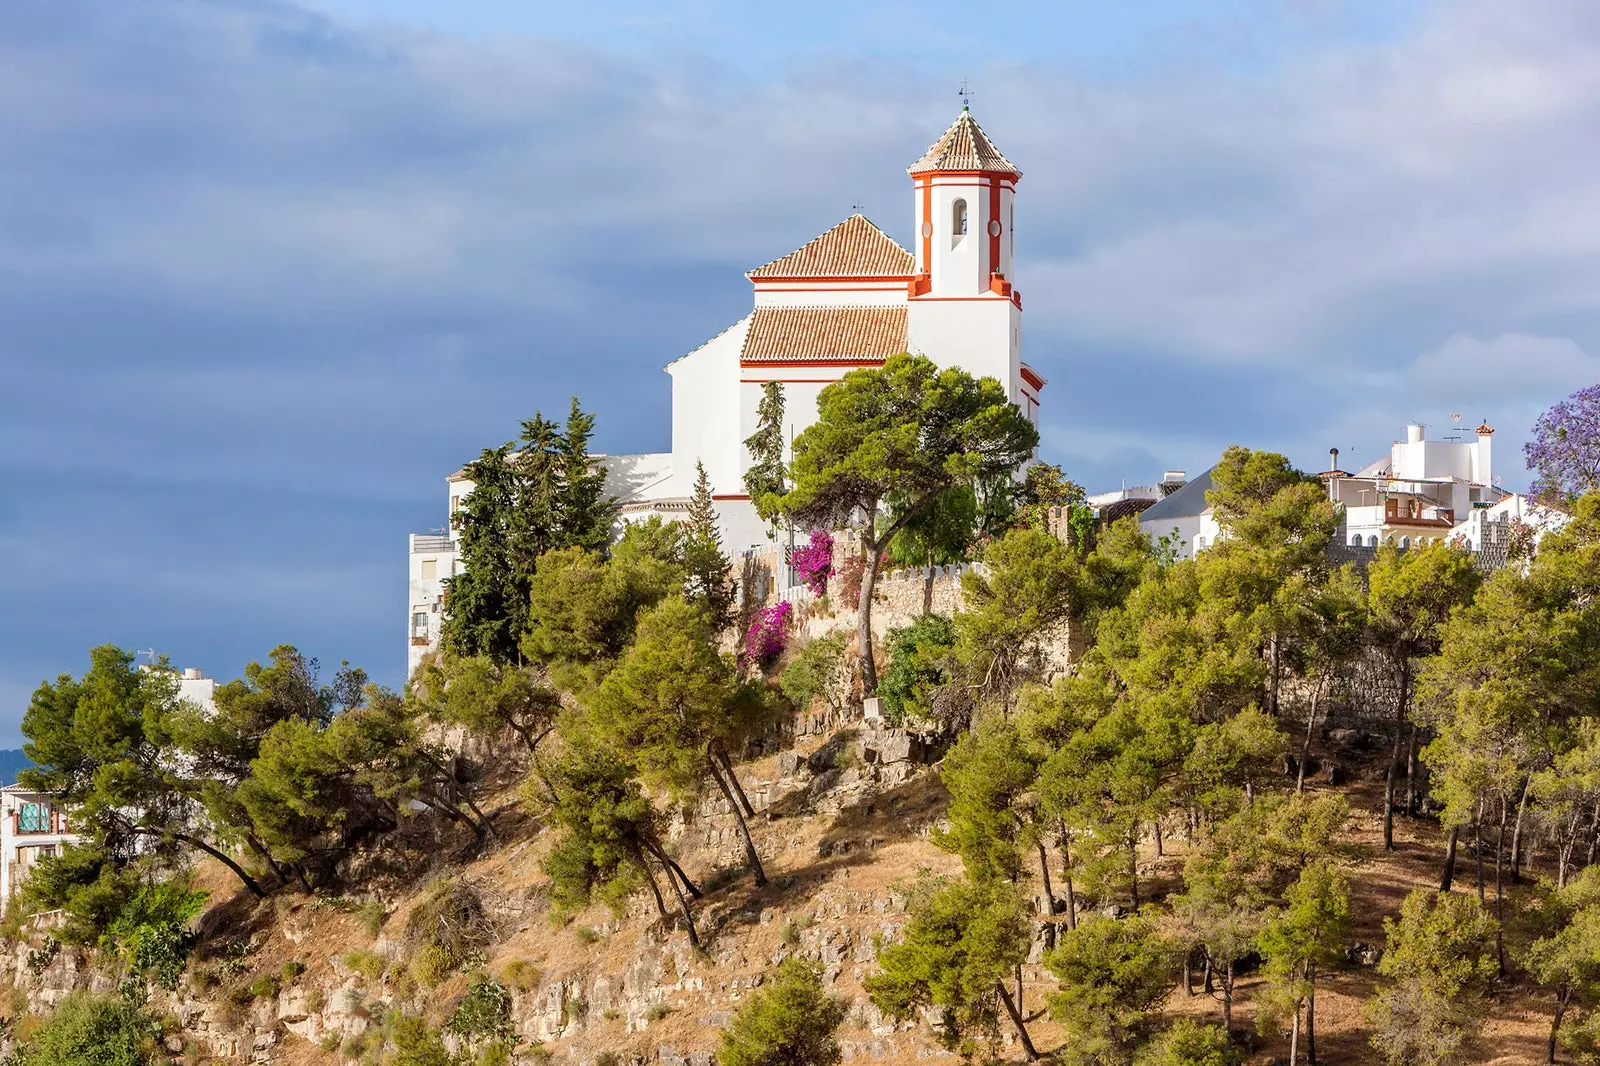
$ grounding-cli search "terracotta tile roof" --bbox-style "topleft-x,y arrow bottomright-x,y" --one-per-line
908,109 -> 1020,178
740,306 -> 908,363
747,214 -> 914,279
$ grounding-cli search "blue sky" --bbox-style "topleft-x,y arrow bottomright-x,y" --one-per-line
3,0 -> 1599,744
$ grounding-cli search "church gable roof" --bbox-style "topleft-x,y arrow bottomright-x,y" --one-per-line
747,214 -> 914,279
908,109 -> 1020,177
740,306 -> 908,364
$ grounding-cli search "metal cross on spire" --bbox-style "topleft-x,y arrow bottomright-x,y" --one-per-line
958,77 -> 973,111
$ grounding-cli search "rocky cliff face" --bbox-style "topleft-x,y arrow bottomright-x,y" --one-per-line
0,722 -> 1043,1066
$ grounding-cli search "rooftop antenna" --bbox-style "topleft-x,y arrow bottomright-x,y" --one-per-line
1446,412 -> 1463,441
134,648 -> 156,665
958,78 -> 973,111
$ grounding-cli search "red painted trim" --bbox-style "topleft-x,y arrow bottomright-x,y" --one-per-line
915,170 -> 1018,183
740,357 -> 888,368
712,494 -> 752,501
750,286 -> 907,293
1020,366 -> 1045,390
750,276 -> 912,285
988,179 -> 1002,274
1021,389 -> 1039,405
920,178 -> 932,273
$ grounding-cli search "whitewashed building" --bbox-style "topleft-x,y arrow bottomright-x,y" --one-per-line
0,785 -> 77,900
1328,421 -> 1509,549
408,107 -> 1044,673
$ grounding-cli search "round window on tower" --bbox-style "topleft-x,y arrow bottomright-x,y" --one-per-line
921,221 -> 933,238
988,219 -> 1002,237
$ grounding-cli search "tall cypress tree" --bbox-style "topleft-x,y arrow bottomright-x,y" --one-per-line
442,399 -> 615,665
684,460 -> 734,631
743,381 -> 786,524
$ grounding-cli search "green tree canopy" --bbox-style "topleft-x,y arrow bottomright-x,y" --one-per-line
718,959 -> 847,1066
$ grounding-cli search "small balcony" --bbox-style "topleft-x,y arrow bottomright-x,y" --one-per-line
410,534 -> 458,554
1384,499 -> 1455,527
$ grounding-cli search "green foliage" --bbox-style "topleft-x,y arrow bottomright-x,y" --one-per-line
340,949 -> 386,981
446,974 -> 513,1044
1525,868 -> 1600,1061
780,353 -> 1039,691
391,1015 -> 461,1066
539,739 -> 666,914
955,527 -> 1082,712
419,654 -> 561,755
1047,914 -> 1176,1064
1255,862 -> 1351,1044
887,484 -> 980,571
361,899 -> 387,937
717,958 -> 846,1066
935,719 -> 1043,884
500,958 -> 540,991
104,878 -> 208,990
685,461 -> 736,631
1133,1020 -> 1241,1066
779,634 -> 850,716
743,381 -> 787,524
1366,889 -> 1498,1066
442,398 -> 614,664
865,873 -> 1031,1060
520,522 -> 687,690
877,614 -> 956,727
248,975 -> 281,1000
403,882 -> 494,986
11,992 -> 152,1066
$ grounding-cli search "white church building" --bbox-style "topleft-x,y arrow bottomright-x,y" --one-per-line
406,107 -> 1044,675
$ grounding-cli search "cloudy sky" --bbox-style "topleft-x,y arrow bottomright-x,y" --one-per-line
3,0 -> 1599,743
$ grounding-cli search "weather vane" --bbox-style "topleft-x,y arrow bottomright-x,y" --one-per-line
958,78 -> 973,110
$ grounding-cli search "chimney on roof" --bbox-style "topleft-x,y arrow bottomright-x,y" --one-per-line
1406,423 -> 1425,444
1330,447 -> 1340,470
183,668 -> 203,680
1163,470 -> 1186,484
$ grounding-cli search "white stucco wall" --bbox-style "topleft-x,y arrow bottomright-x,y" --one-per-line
668,319 -> 748,499
905,297 -> 1020,404
0,788 -> 78,900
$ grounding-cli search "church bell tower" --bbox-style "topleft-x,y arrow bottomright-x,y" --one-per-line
905,106 -> 1037,424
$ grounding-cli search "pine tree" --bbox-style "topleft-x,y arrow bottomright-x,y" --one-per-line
683,460 -> 734,631
718,959 -> 847,1066
743,381 -> 787,523
557,395 -> 614,553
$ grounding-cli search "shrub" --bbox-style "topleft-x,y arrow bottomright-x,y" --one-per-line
645,1001 -> 674,1022
476,1043 -> 511,1066
718,958 -> 846,1066
595,1054 -> 621,1066
779,634 -> 849,716
1134,1019 -> 1241,1066
248,975 -> 281,1000
575,926 -> 601,945
360,899 -> 387,937
403,882 -> 495,984
562,996 -> 587,1026
742,602 -> 792,668
281,960 -> 306,981
340,949 -> 386,981
391,1016 -> 455,1066
526,1044 -> 554,1065
501,958 -> 540,991
791,529 -> 835,595
446,974 -> 513,1044
878,614 -> 956,726
14,992 -> 151,1066
105,878 -> 209,990
782,915 -> 813,947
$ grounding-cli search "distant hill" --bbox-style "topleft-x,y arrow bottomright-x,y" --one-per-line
0,749 -> 31,786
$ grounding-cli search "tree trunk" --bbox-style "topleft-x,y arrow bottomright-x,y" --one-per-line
1183,949 -> 1195,996
1474,800 -> 1485,903
994,980 -> 1040,1061
1154,819 -> 1164,858
1056,821 -> 1078,930
1297,686 -> 1322,794
1269,634 -> 1281,718
1441,824 -> 1459,892
857,529 -> 882,695
1223,962 -> 1235,1034
1405,723 -> 1420,815
923,556 -> 935,615
1288,995 -> 1301,1066
1587,802 -> 1600,868
716,746 -> 756,818
1036,840 -> 1057,913
662,858 -> 699,947
644,840 -> 702,900
1495,794 -> 1508,977
1307,962 -> 1318,1065
1511,776 -> 1532,883
1384,662 -> 1409,851
1203,951 -> 1214,993
1127,833 -> 1140,911
1551,985 -> 1571,1064
138,827 -> 265,898
708,754 -> 767,886
637,851 -> 668,919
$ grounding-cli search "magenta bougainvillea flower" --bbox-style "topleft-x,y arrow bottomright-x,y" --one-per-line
790,529 -> 835,596
742,601 -> 792,668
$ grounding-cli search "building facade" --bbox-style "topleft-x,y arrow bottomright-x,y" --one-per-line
407,107 -> 1043,674
0,786 -> 78,900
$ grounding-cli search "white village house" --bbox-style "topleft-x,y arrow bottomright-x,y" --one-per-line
0,786 -> 74,901
1136,420 -> 1565,558
408,106 -> 1044,675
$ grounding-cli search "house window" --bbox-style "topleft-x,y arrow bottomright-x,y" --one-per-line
17,803 -> 49,834
411,612 -> 429,640
952,199 -> 968,236
1368,535 -> 1378,547
421,559 -> 437,582
1350,534 -> 1362,546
